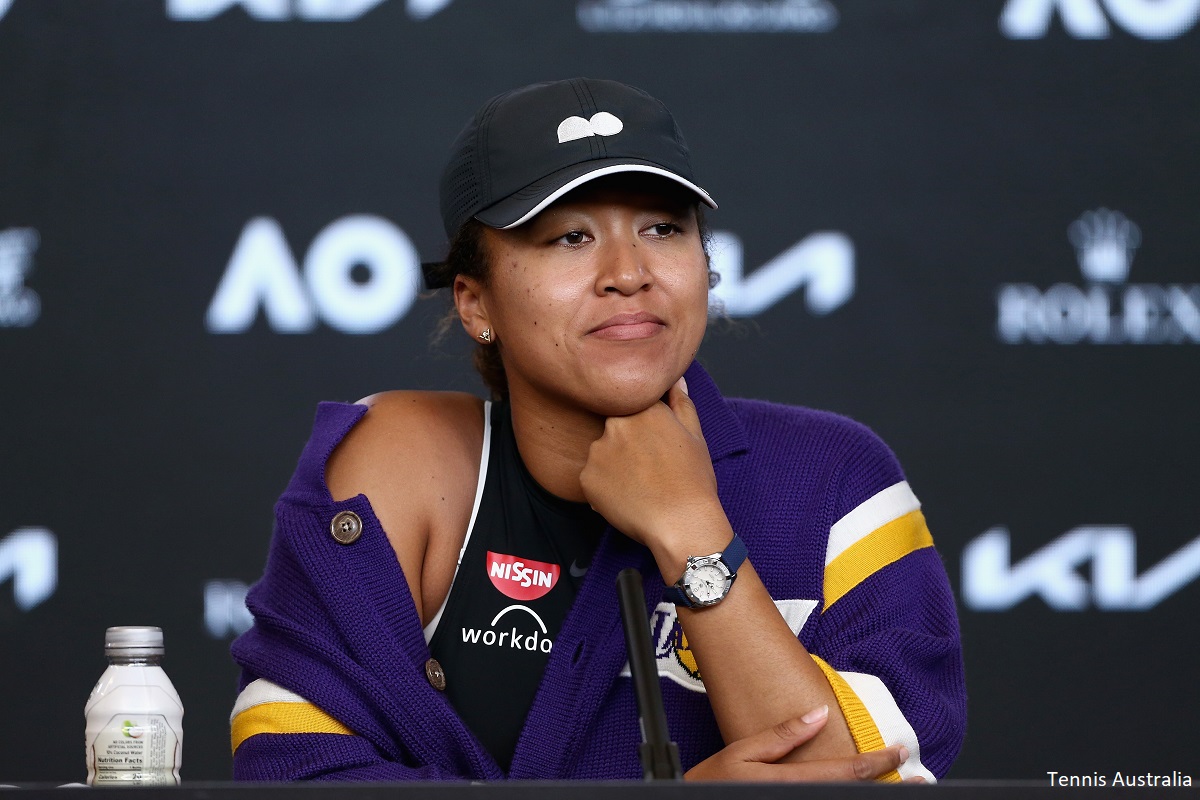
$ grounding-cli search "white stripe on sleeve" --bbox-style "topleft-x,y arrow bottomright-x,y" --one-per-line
230,678 -> 310,722
825,481 -> 921,567
838,670 -> 936,784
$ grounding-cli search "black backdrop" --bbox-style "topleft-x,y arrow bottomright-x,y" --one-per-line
2,0 -> 1198,784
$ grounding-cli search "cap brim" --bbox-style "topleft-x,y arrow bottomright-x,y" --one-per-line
474,160 -> 717,230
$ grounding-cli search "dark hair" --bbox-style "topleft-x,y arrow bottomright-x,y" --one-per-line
434,207 -> 717,403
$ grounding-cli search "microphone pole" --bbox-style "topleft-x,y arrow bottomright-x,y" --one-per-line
617,567 -> 684,781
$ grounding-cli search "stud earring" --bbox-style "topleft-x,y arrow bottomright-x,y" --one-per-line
478,329 -> 492,343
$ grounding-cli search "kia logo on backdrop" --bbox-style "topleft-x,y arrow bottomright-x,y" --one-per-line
0,528 -> 58,612
1001,0 -> 1200,39
204,580 -> 254,638
208,217 -> 855,333
996,208 -> 1200,345
166,0 -> 453,21
0,227 -> 41,328
708,230 -> 854,317
576,0 -> 838,33
962,526 -> 1200,611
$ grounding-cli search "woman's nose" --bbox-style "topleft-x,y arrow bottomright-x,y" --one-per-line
595,235 -> 652,296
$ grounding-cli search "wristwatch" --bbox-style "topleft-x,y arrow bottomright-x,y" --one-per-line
662,534 -> 748,608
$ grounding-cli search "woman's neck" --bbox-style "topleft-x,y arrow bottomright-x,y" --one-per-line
507,392 -> 606,504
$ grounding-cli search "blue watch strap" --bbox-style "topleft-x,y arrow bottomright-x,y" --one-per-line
663,533 -> 747,607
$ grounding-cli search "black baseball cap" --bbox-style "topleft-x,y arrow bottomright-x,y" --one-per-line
426,78 -> 716,288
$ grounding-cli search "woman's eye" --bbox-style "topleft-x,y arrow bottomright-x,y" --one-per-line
650,223 -> 679,237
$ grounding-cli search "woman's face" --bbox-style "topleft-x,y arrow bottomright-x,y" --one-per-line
463,175 -> 710,417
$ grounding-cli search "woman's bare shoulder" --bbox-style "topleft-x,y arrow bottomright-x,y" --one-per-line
325,390 -> 485,502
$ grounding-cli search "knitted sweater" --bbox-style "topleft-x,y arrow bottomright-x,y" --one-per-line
229,361 -> 966,781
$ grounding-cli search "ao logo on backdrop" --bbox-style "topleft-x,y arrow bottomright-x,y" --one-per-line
962,527 -> 1200,611
996,209 -> 1200,344
166,0 -> 452,20
1001,0 -> 1200,38
206,216 -> 423,334
206,217 -> 856,333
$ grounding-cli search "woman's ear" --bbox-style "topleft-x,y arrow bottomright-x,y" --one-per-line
453,274 -> 491,340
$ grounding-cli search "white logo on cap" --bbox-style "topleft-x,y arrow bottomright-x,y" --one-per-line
557,112 -> 624,143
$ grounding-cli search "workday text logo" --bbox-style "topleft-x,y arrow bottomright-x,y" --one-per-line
167,0 -> 453,21
0,227 -> 41,328
460,604 -> 555,654
1001,0 -> 1200,39
996,209 -> 1199,344
963,526 -> 1200,611
577,0 -> 837,33
206,216 -> 422,334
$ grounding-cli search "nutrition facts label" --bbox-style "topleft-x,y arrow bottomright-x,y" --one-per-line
89,714 -> 179,785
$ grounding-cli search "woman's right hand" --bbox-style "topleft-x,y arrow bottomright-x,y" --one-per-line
683,705 -> 922,783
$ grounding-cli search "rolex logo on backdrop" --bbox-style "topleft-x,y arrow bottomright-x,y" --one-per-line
996,208 -> 1200,345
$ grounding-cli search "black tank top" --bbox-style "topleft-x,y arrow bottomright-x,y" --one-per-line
426,400 -> 607,772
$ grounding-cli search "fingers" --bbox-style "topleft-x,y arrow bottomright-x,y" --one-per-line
755,743 -> 908,784
846,744 -> 908,782
733,706 -> 829,765
666,376 -> 705,440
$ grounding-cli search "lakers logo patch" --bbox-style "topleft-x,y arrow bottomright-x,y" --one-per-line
669,623 -> 701,680
618,598 -> 821,693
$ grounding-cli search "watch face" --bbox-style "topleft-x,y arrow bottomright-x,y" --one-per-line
686,563 -> 729,605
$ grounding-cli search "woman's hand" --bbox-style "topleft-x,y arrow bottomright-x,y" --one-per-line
579,377 -> 725,563
684,705 -> 921,783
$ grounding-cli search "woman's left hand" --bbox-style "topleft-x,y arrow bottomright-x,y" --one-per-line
579,377 -> 726,560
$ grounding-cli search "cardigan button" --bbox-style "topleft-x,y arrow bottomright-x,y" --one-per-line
330,511 -> 363,544
425,658 -> 447,691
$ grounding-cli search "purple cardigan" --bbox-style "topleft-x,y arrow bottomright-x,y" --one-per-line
230,361 -> 965,780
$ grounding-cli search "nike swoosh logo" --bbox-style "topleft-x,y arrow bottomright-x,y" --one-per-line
569,560 -> 589,578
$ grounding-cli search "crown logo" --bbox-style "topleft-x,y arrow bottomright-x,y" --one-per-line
1067,208 -> 1140,284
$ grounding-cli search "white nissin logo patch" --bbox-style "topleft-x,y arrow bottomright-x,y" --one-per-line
557,112 -> 623,143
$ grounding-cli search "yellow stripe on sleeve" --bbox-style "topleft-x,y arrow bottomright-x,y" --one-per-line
231,701 -> 354,753
823,508 -> 933,611
811,655 -> 901,784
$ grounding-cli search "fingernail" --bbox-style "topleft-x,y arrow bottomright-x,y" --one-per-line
898,746 -> 910,762
801,704 -> 828,724
679,377 -> 689,396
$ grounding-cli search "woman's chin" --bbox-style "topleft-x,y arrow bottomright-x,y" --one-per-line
583,378 -> 677,417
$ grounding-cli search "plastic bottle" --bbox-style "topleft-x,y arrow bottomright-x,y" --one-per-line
84,626 -> 183,785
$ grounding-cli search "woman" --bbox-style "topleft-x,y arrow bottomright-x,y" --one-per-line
230,78 -> 966,782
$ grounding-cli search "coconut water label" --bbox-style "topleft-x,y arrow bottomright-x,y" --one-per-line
89,714 -> 179,785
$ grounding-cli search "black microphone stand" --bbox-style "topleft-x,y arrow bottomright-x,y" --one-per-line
617,568 -> 684,781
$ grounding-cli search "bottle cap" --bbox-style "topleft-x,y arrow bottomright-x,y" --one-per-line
104,626 -> 165,658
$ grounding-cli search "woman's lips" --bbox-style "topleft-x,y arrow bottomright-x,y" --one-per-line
587,311 -> 666,340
